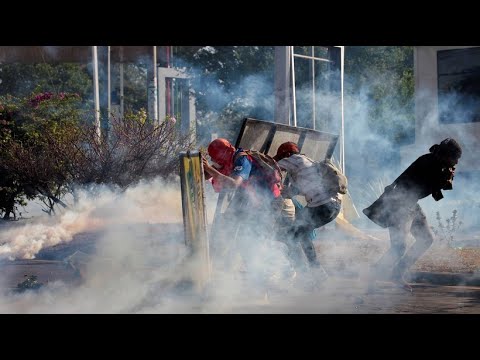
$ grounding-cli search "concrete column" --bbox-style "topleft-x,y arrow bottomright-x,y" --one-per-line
92,46 -> 101,140
274,46 -> 291,125
147,46 -> 158,122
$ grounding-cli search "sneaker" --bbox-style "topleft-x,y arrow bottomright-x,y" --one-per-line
390,276 -> 413,292
390,268 -> 412,292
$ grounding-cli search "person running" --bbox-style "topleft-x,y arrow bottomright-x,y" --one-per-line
363,138 -> 462,291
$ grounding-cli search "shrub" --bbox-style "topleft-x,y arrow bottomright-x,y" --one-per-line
430,209 -> 463,246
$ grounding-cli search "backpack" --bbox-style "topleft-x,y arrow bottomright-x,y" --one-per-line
316,158 -> 348,195
235,149 -> 283,195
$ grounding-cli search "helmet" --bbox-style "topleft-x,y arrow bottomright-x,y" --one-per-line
207,138 -> 235,165
273,142 -> 299,161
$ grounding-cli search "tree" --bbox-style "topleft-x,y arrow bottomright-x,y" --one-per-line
0,63 -> 93,105
70,109 -> 193,189
0,90 -> 194,219
342,46 -> 415,190
344,46 -> 415,145
175,46 -> 275,143
0,92 -> 82,218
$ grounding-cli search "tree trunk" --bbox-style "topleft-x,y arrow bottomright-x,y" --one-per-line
3,202 -> 13,220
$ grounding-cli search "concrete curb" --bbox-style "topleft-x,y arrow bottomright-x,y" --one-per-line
409,271 -> 480,287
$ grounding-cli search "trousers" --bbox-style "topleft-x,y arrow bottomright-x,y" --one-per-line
372,203 -> 434,279
285,199 -> 341,269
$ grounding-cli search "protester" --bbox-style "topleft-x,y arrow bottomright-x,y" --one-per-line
273,142 -> 343,280
203,138 -> 289,286
203,138 -> 280,210
363,138 -> 462,291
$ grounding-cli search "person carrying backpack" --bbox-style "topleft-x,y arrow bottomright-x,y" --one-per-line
273,141 -> 345,281
203,138 -> 291,286
203,138 -> 281,208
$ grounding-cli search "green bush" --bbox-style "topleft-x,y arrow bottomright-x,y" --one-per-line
1,91 -> 194,219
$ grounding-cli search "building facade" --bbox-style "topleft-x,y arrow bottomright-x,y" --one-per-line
399,46 -> 480,230
400,46 -> 480,172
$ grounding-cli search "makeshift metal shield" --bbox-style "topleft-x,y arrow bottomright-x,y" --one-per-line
179,150 -> 211,290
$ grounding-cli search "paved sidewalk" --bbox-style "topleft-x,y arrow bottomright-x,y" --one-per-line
220,277 -> 480,314
1,223 -> 480,313
409,271 -> 480,287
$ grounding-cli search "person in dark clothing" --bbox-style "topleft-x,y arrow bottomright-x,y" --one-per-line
363,138 -> 462,291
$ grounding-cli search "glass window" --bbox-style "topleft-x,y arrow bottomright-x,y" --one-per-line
437,47 -> 480,123
292,46 -> 341,132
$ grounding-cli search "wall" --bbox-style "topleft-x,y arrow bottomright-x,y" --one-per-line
400,46 -> 480,172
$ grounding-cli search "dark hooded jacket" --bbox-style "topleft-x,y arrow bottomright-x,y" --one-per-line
363,153 -> 454,228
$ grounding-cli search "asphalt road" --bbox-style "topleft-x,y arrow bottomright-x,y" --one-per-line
221,277 -> 480,314
2,257 -> 480,313
2,225 -> 480,313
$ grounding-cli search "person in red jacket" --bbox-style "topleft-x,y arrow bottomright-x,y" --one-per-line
363,138 -> 462,291
203,138 -> 289,285
203,138 -> 280,206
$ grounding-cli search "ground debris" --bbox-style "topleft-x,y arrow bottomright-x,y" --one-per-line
16,275 -> 43,292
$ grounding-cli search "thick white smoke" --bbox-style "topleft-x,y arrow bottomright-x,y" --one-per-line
0,178 -> 184,260
1,46 -> 478,313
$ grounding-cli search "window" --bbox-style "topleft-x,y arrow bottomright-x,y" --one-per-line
437,47 -> 480,123
291,46 -> 341,132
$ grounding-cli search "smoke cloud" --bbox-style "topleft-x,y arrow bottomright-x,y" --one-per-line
0,177 -> 328,313
1,46 -> 479,313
